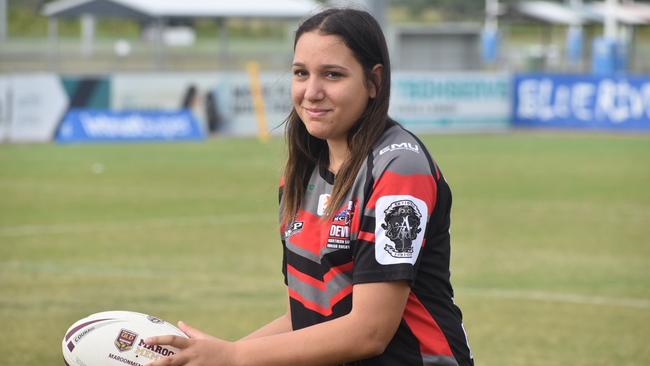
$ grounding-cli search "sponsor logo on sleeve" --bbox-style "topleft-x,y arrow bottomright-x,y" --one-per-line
375,196 -> 428,265
379,142 -> 420,155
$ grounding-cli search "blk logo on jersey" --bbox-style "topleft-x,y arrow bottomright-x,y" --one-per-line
284,221 -> 304,238
375,195 -> 428,265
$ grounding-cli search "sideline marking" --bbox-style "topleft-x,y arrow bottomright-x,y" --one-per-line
459,287 -> 650,310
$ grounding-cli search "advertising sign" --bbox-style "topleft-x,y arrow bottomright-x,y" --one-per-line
0,76 -> 8,142
213,72 -> 292,136
390,72 -> 511,132
514,73 -> 650,130
56,109 -> 205,143
112,72 -> 222,133
8,73 -> 68,142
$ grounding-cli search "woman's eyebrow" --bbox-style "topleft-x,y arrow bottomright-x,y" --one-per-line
321,64 -> 348,71
291,62 -> 348,70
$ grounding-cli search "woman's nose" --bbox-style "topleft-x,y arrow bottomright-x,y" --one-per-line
304,77 -> 325,101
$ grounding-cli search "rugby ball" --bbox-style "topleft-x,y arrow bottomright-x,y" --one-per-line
62,311 -> 187,366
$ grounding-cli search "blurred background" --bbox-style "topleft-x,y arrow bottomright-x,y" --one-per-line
1,0 -> 650,140
1,1 -> 649,365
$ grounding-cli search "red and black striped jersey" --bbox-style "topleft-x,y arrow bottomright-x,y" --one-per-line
279,123 -> 473,366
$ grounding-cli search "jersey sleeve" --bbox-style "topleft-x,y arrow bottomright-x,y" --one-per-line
352,147 -> 438,285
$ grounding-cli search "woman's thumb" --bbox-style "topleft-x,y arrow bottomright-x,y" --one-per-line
178,321 -> 211,339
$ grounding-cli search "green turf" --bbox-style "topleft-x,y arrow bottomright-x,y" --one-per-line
1,132 -> 649,365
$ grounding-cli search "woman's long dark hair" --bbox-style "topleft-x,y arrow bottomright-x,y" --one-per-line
282,8 -> 392,223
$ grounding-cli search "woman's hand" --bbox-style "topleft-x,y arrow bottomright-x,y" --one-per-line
145,322 -> 238,366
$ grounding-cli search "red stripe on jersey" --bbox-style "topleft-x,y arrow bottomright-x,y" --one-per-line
329,285 -> 353,309
357,230 -> 375,243
403,292 -> 453,356
367,171 -> 436,213
349,198 -> 361,235
289,288 -> 330,315
290,209 -> 326,256
288,265 -> 326,291
288,286 -> 353,317
287,262 -> 353,291
324,262 -> 354,282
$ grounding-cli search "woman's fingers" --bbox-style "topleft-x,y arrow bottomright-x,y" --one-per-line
145,335 -> 191,349
178,321 -> 212,340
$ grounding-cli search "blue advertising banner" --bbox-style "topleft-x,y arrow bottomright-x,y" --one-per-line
513,74 -> 650,130
56,109 -> 206,143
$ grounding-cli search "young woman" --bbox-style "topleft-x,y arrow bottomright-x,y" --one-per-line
147,8 -> 473,366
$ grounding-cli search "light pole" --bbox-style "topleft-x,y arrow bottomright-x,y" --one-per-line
481,0 -> 501,65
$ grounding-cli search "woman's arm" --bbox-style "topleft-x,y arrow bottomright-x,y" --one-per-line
146,281 -> 410,366
238,300 -> 292,341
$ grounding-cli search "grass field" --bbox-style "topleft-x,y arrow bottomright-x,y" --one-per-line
1,132 -> 649,365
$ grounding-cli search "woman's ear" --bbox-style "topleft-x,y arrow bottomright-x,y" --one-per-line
368,64 -> 383,98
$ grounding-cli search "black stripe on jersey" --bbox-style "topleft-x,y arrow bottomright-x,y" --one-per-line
286,247 -> 353,281
290,294 -> 353,330
343,320 -> 424,366
318,160 -> 335,184
360,215 -> 375,233
281,239 -> 288,285
417,295 -> 474,366
361,153 -> 375,215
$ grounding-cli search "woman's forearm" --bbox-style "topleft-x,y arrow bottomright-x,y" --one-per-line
233,312 -> 381,366
238,311 -> 292,341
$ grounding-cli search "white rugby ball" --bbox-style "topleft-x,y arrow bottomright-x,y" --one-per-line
62,311 -> 187,366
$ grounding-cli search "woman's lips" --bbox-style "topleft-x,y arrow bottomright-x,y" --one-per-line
304,107 -> 331,118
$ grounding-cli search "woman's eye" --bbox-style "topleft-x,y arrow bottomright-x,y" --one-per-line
293,69 -> 307,78
325,71 -> 343,79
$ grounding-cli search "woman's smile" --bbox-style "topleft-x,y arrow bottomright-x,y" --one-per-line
304,107 -> 333,118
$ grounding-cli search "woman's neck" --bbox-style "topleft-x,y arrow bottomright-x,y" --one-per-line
327,139 -> 350,175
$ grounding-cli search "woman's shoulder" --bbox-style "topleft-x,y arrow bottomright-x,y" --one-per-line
371,123 -> 434,175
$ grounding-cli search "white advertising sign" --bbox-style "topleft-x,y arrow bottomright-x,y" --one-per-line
390,72 -> 511,132
214,72 -> 292,136
112,72 -> 222,133
9,73 -> 68,142
0,76 -> 9,142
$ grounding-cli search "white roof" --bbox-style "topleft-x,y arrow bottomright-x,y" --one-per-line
43,0 -> 321,19
587,1 -> 650,24
513,0 -> 649,26
514,1 -> 598,25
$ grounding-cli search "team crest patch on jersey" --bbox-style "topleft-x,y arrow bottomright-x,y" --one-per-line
375,195 -> 428,265
382,200 -> 422,257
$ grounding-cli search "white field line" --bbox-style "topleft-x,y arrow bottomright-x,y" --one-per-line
459,287 -> 650,310
3,218 -> 648,311
0,213 -> 276,237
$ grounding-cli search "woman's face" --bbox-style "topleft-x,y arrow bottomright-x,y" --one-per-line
291,31 -> 376,145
